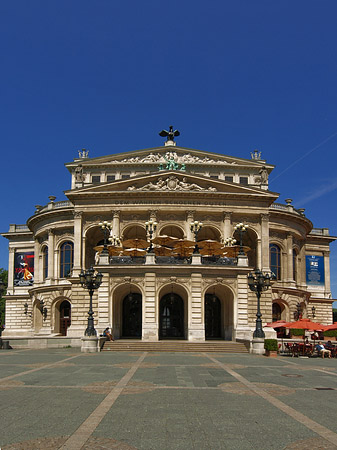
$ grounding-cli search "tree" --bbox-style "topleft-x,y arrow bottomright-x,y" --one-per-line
0,268 -> 8,328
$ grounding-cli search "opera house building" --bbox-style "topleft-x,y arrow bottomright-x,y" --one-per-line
2,132 -> 336,350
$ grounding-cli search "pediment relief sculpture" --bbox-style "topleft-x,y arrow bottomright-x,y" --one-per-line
127,176 -> 217,192
111,151 -> 236,165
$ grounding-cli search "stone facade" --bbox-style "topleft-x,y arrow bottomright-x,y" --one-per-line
2,143 -> 336,343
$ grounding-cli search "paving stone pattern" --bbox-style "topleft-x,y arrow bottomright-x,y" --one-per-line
1,349 -> 337,449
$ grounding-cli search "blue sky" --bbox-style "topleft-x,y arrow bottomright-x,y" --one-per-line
0,1 -> 336,300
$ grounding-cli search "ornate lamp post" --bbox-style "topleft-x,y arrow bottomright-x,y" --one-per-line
190,221 -> 203,254
79,267 -> 103,336
234,222 -> 248,255
145,220 -> 157,253
248,269 -> 275,338
109,235 -> 121,247
223,237 -> 237,247
99,221 -> 112,256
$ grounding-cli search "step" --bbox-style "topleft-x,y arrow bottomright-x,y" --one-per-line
102,340 -> 249,353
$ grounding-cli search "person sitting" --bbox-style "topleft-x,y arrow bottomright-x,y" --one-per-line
103,327 -> 114,341
316,341 -> 331,358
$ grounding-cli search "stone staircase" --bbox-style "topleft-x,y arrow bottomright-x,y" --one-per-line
102,340 -> 249,353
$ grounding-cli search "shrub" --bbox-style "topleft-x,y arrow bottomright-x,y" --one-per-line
323,330 -> 337,338
264,339 -> 278,351
290,328 -> 305,336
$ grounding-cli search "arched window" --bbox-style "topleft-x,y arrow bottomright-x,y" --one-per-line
272,303 -> 282,321
60,241 -> 74,278
293,249 -> 297,282
43,246 -> 48,280
270,244 -> 281,280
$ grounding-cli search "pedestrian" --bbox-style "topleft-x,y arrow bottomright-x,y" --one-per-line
103,327 -> 114,341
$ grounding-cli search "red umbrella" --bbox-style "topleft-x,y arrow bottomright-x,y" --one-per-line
322,322 -> 337,331
283,318 -> 324,331
265,320 -> 288,328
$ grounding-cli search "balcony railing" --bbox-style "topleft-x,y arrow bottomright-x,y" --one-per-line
107,256 -> 237,266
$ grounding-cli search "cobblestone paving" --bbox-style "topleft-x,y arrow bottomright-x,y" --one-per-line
1,349 -> 337,449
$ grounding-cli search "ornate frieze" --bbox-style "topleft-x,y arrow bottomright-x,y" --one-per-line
110,151 -> 237,165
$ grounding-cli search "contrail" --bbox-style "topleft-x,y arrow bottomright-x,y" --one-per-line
294,179 -> 337,206
270,129 -> 337,182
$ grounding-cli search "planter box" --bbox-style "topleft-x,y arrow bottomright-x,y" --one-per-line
265,350 -> 278,357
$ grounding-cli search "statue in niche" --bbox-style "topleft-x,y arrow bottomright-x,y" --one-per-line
75,164 -> 84,182
259,166 -> 268,184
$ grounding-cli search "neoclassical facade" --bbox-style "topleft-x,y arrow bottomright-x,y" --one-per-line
2,139 -> 336,344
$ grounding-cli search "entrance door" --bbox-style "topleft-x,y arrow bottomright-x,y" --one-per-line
122,293 -> 142,338
159,293 -> 184,339
60,300 -> 71,336
205,294 -> 221,339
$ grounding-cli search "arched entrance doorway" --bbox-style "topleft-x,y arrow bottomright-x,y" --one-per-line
122,293 -> 142,338
159,293 -> 184,339
205,294 -> 221,339
60,300 -> 71,336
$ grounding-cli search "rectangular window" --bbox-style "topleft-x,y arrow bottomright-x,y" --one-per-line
107,175 -> 115,182
239,177 -> 248,185
210,175 -> 219,179
225,176 -> 234,182
92,175 -> 101,183
121,174 -> 130,179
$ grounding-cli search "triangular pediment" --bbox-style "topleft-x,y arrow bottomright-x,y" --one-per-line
66,145 -> 274,171
66,171 -> 279,203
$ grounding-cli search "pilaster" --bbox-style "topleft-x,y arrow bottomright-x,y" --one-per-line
47,230 -> 55,282
73,211 -> 83,275
222,212 -> 232,241
142,272 -> 158,340
261,213 -> 270,272
188,273 -> 204,341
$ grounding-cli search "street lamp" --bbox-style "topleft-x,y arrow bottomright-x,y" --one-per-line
190,221 -> 203,254
234,222 -> 248,255
79,267 -> 103,336
312,306 -> 316,319
248,269 -> 275,338
145,220 -> 157,253
99,221 -> 112,256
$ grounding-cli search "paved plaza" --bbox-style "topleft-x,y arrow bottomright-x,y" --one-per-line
1,348 -> 337,449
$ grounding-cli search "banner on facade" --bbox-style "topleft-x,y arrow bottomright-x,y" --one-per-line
14,252 -> 34,286
306,255 -> 324,286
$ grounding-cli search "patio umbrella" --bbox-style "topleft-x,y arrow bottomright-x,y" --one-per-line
283,318 -> 324,331
172,247 -> 194,258
322,322 -> 337,331
265,320 -> 288,328
122,248 -> 147,257
152,235 -> 179,247
199,247 -> 225,257
197,240 -> 223,252
93,245 -> 122,256
172,239 -> 195,252
222,245 -> 251,257
153,246 -> 173,256
122,238 -> 148,249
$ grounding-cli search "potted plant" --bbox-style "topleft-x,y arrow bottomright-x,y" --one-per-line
264,339 -> 278,357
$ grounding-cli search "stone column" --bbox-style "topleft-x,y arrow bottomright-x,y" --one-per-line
97,270 -> 110,333
47,230 -> 55,282
34,239 -> 41,284
73,211 -> 83,276
261,213 -> 270,272
142,272 -> 158,341
222,212 -> 232,241
185,211 -> 195,240
324,250 -> 331,298
112,210 -> 121,237
234,274 -> 251,340
286,233 -> 294,284
8,248 -> 15,293
189,273 -> 204,341
256,238 -> 262,269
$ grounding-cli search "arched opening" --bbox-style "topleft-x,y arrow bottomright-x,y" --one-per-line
197,226 -> 221,242
159,293 -> 184,339
122,225 -> 147,241
159,225 -> 184,239
270,244 -> 281,280
59,300 -> 71,336
293,248 -> 298,282
122,293 -> 142,338
204,284 -> 234,340
85,226 -> 104,268
272,302 -> 282,321
59,241 -> 74,278
42,246 -> 48,280
205,294 -> 221,339
233,227 -> 258,267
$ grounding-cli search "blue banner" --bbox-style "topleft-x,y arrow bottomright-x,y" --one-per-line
306,255 -> 325,286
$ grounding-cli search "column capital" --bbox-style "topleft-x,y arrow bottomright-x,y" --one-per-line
112,210 -> 121,218
260,213 -> 269,221
223,212 -> 232,221
73,211 -> 83,219
186,210 -> 195,219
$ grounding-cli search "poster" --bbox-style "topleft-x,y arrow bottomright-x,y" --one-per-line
306,255 -> 324,287
14,252 -> 34,286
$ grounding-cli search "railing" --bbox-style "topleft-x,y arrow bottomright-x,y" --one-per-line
9,224 -> 30,232
38,200 -> 73,213
108,256 -> 238,266
310,228 -> 330,236
270,203 -> 303,216
201,256 -> 237,266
